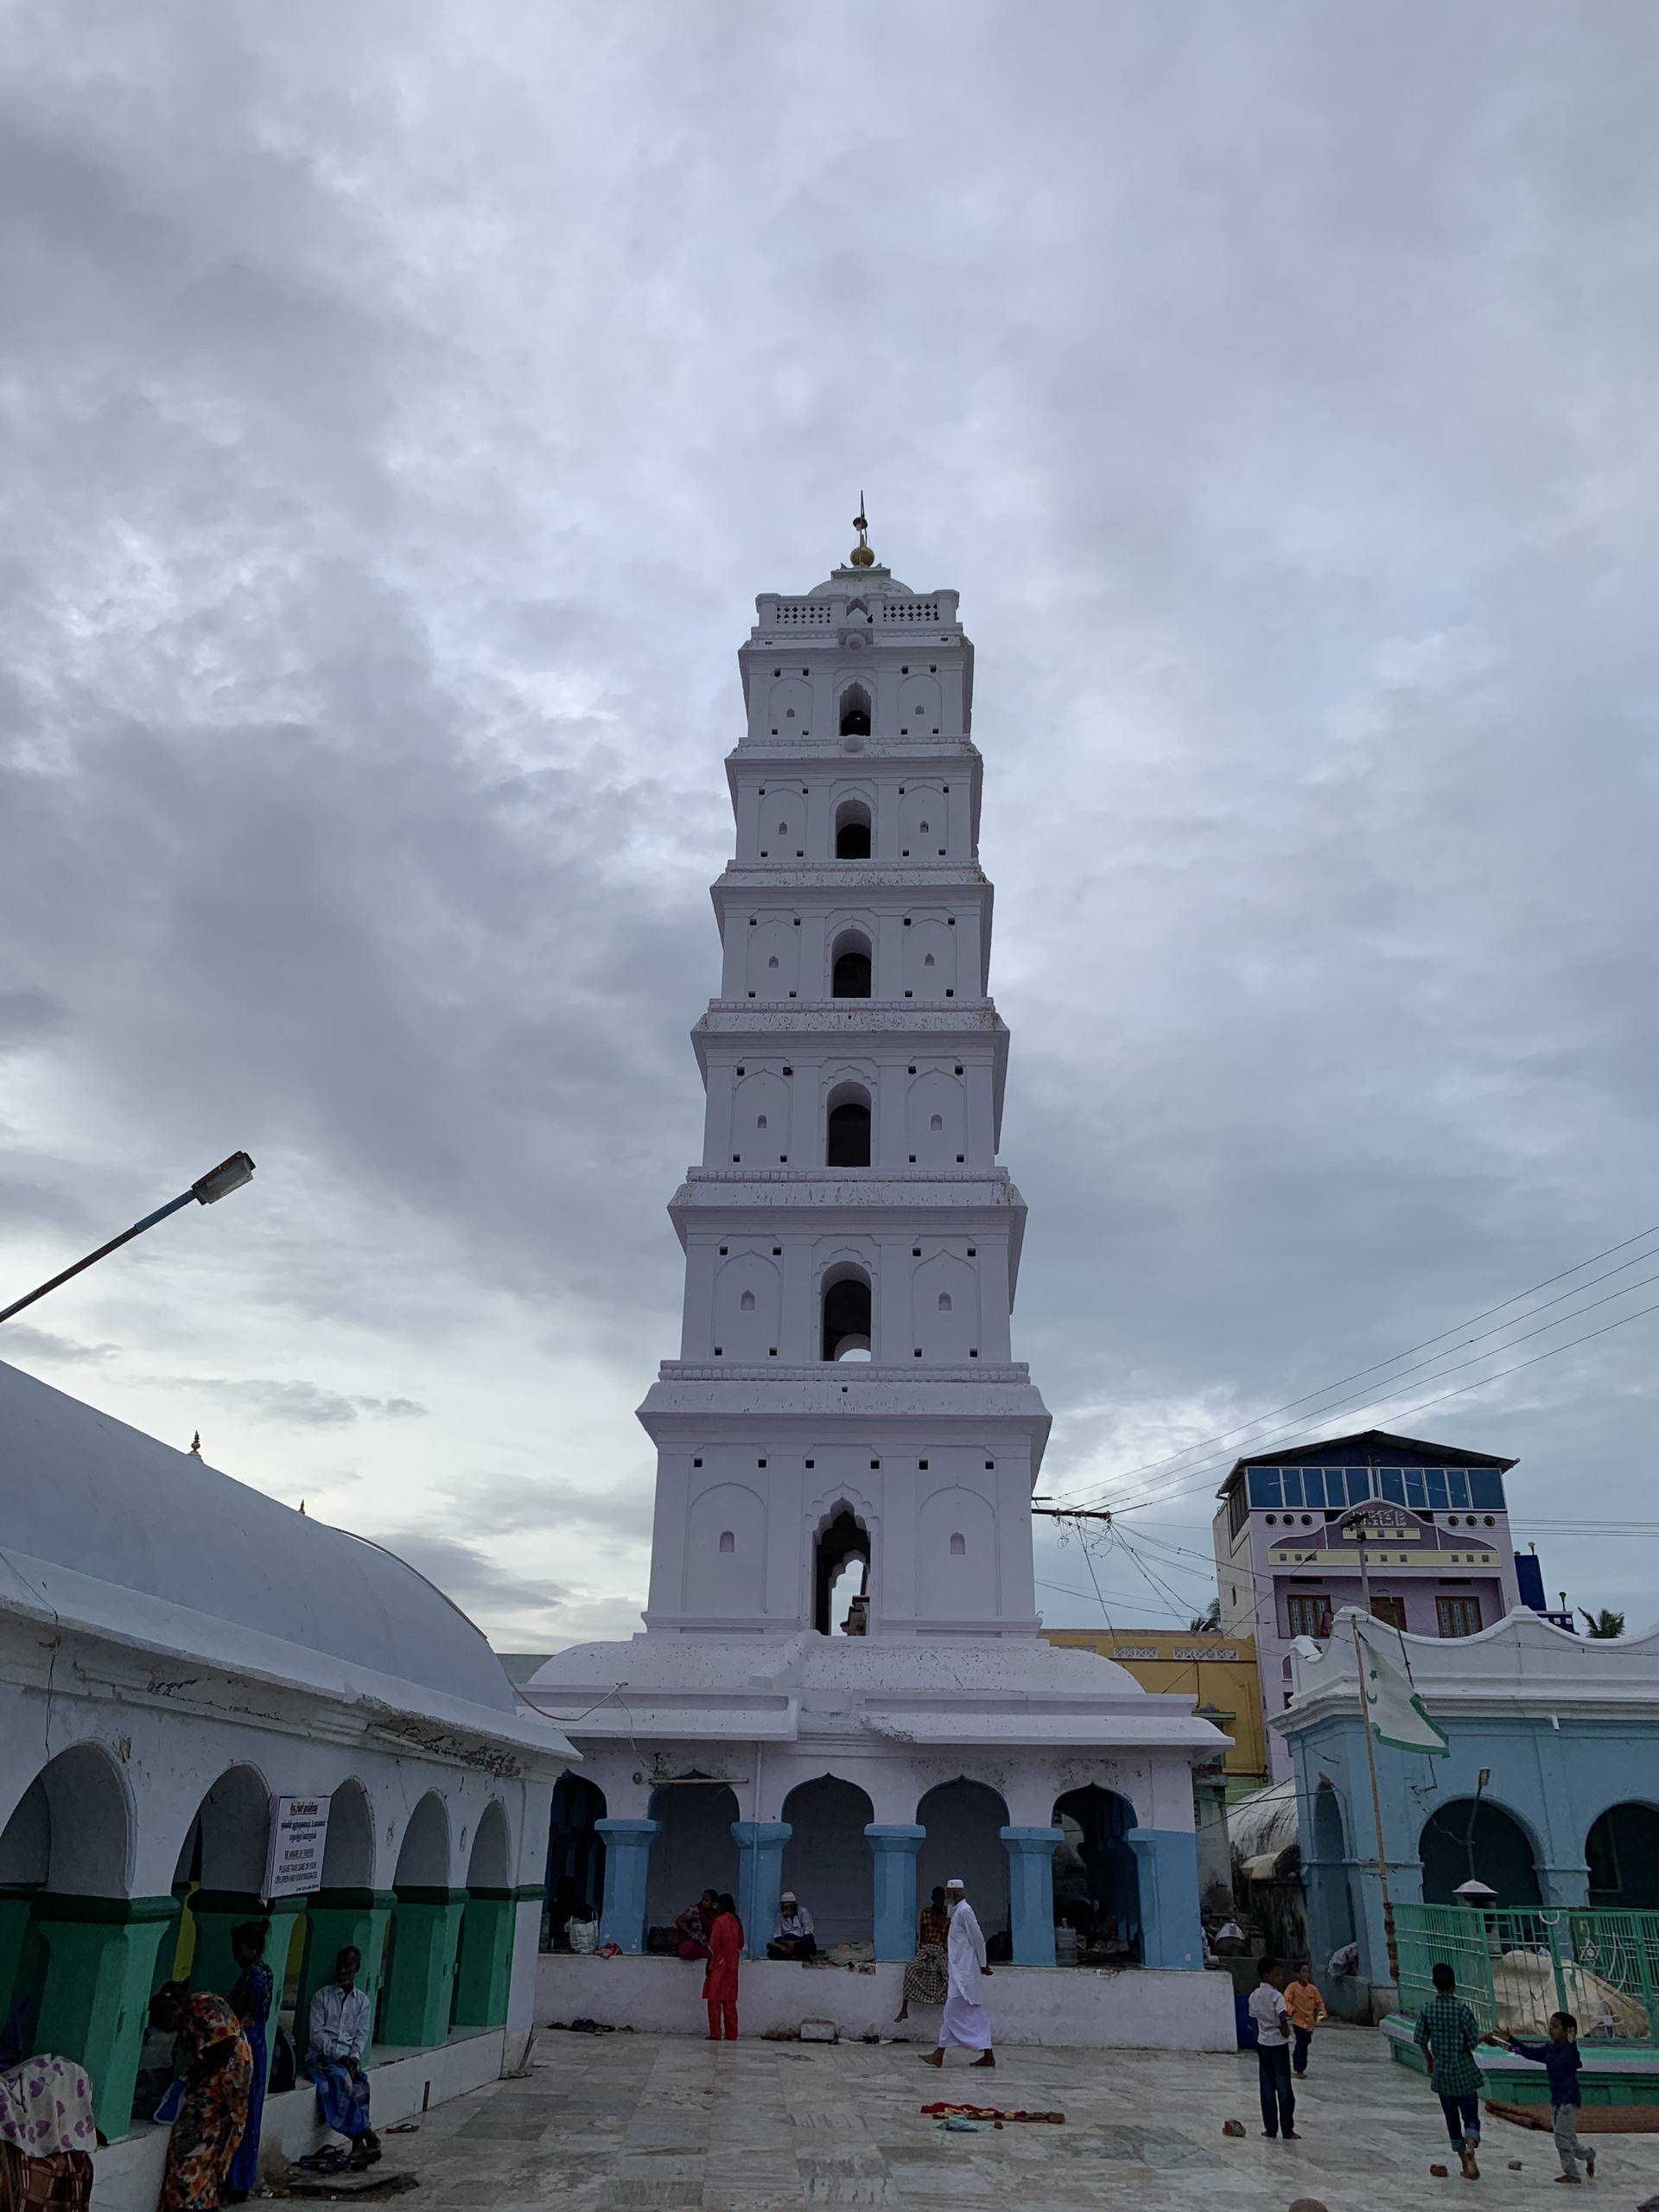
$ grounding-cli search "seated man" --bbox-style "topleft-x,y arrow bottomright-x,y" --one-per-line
677,1890 -> 719,1961
306,1946 -> 380,2164
766,1892 -> 817,1961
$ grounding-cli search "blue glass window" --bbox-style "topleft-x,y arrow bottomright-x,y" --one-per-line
1427,1467 -> 1450,1508
1446,1469 -> 1471,1509
1381,1467 -> 1406,1504
1301,1467 -> 1326,1508
1281,1468 -> 1304,1507
1405,1468 -> 1427,1509
1469,1469 -> 1506,1510
1343,1467 -> 1370,1504
1248,1469 -> 1282,1508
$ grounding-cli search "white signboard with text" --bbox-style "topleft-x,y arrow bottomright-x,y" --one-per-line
264,1794 -> 331,1902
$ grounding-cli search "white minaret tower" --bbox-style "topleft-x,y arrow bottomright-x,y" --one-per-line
638,507 -> 1052,1637
524,521 -> 1224,2019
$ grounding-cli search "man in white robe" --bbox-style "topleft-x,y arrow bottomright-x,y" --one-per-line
921,1878 -> 995,2068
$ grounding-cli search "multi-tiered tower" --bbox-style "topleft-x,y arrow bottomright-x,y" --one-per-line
639,525 -> 1050,1639
525,529 -> 1224,2012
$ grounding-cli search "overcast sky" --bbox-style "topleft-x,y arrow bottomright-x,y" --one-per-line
5,2 -> 1659,1650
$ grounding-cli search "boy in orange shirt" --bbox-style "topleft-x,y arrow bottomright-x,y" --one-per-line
1285,1960 -> 1327,2077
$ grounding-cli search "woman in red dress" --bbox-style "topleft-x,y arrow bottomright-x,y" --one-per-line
702,1891 -> 743,2041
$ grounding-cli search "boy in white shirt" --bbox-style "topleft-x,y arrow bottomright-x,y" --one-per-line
1248,1958 -> 1300,2141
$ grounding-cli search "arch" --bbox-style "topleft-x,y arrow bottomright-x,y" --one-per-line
713,1251 -> 781,1360
896,674 -> 942,736
321,1778 -> 376,1887
780,1777 -> 876,1944
902,915 -> 956,998
733,1068 -> 791,1156
1418,1797 -> 1541,1905
767,677 -> 811,734
917,1779 -> 1009,1940
834,798 -> 872,860
685,1482 -> 767,1614
830,930 -> 872,999
826,1081 -> 872,1167
822,1268 -> 872,1361
899,784 -> 946,854
644,1783 -> 740,1933
394,1792 -> 452,1889
547,1774 -> 607,1948
760,788 -> 806,856
814,1504 -> 869,1635
188,1764 -> 270,1895
1310,1780 -> 1356,1949
745,918 -> 798,1001
466,1801 -> 512,1891
837,683 -> 871,738
906,1069 -> 966,1166
0,1745 -> 131,1897
1052,1785 -> 1141,1961
912,1252 -> 977,1363
1586,1802 -> 1659,1908
918,1484 -> 996,1620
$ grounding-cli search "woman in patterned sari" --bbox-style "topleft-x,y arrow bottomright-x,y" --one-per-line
894,1887 -> 950,2023
223,1923 -> 273,2203
148,1984 -> 253,2212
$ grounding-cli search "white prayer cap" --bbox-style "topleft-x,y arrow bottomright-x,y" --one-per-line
780,1891 -> 797,1903
945,1878 -> 965,1890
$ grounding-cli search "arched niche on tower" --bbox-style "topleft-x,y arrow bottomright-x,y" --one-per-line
901,914 -> 956,999
819,1260 -> 873,1361
837,682 -> 872,738
712,1250 -> 780,1361
767,677 -> 811,735
897,674 -> 942,736
834,795 -> 873,860
906,1068 -> 965,1166
812,1501 -> 871,1635
758,785 -> 806,858
684,1481 -> 767,1616
898,784 -> 946,855
911,1251 -> 978,1363
732,1068 -> 791,1162
830,927 -> 873,1000
917,1484 -> 997,1620
824,1079 -> 873,1167
745,915 -> 799,1001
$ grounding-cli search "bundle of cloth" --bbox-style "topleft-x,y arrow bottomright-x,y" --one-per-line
0,2056 -> 99,2212
1491,1952 -> 1648,2040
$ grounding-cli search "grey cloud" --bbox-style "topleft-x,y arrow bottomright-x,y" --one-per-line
3,1 -> 1658,1632
153,1376 -> 429,1427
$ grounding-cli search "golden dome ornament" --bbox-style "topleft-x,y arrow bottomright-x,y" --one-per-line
849,493 -> 875,567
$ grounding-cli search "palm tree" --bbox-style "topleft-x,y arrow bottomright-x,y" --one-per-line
1580,1607 -> 1625,1638
1187,1599 -> 1222,1634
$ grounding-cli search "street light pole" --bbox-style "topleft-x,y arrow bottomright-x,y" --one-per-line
0,1152 -> 257,1324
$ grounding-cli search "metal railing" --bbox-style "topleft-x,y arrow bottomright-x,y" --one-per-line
1395,1902 -> 1659,2041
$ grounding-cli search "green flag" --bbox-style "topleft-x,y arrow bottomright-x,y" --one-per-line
1354,1614 -> 1448,1756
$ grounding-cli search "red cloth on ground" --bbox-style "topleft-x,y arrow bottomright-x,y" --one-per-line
702,1913 -> 742,2006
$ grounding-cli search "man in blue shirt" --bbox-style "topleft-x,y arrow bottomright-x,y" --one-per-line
1501,2012 -> 1592,2184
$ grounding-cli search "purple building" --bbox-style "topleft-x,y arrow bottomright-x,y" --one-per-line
1212,1428 -> 1559,1783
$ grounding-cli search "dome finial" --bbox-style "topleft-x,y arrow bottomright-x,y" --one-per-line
849,492 -> 875,568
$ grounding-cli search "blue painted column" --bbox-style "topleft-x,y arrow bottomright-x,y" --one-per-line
730,1821 -> 791,1959
594,1819 -> 659,1955
1128,1827 -> 1203,1969
864,1826 -> 925,1961
1000,1827 -> 1064,1967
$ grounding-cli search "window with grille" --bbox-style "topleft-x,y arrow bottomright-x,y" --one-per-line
1370,1595 -> 1408,1631
1287,1594 -> 1332,1639
1437,1595 -> 1483,1637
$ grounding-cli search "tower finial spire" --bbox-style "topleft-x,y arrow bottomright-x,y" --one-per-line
849,492 -> 874,567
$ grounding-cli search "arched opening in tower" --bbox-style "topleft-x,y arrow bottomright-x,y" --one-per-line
835,799 -> 872,859
822,1273 -> 871,1360
826,1091 -> 872,1166
814,1507 -> 870,1635
831,933 -> 872,998
838,684 -> 871,737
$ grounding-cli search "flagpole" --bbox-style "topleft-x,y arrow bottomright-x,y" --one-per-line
1352,1590 -> 1400,1988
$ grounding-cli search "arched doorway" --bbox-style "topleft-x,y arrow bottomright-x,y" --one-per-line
1586,1803 -> 1659,1908
320,1779 -> 375,1888
1052,1786 -> 1141,1961
917,1779 -> 1009,1944
815,1504 -> 870,1634
546,1775 -> 607,1949
168,1765 -> 273,2007
1419,1799 -> 1541,1905
453,1802 -> 515,2031
382,1793 -> 461,2049
780,1777 -> 876,1947
644,1784 -> 739,1937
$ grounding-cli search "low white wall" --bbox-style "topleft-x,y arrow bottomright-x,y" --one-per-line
91,2030 -> 507,2212
537,1955 -> 1235,2051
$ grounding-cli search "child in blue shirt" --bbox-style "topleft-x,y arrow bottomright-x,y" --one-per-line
1500,2012 -> 1592,2184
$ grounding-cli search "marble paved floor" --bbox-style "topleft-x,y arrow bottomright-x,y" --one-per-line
389,2023 -> 1659,2212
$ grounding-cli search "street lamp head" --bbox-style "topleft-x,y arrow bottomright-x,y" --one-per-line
192,1152 -> 257,1205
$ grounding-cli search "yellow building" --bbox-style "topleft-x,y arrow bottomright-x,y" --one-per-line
1040,1629 -> 1268,1787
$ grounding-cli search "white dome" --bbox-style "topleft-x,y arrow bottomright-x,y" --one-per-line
0,1359 -> 514,1715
